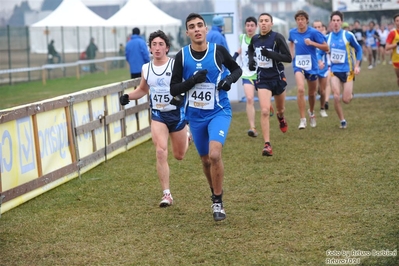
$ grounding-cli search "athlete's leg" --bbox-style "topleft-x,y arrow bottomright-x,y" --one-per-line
257,88 -> 272,143
295,71 -> 306,119
318,76 -> 327,109
331,76 -> 344,121
151,120 -> 171,191
342,81 -> 354,104
169,124 -> 189,160
394,67 -> 399,87
307,79 -> 318,114
243,82 -> 256,130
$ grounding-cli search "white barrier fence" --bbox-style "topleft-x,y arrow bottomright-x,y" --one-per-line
0,78 -> 152,216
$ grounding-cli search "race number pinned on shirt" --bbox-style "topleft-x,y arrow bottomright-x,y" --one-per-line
256,48 -> 273,68
367,37 -> 375,46
151,87 -> 176,112
330,48 -> 346,64
188,83 -> 215,110
295,54 -> 311,71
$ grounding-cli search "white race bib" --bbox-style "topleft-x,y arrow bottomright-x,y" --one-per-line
367,37 -> 375,45
256,48 -> 273,68
188,83 -> 215,110
151,87 -> 175,111
295,54 -> 312,71
330,48 -> 346,64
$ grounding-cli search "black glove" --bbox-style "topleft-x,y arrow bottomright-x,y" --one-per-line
232,52 -> 239,61
261,47 -> 270,57
248,59 -> 256,71
120,94 -> 130,105
191,69 -> 208,84
217,77 -> 232,91
170,94 -> 184,106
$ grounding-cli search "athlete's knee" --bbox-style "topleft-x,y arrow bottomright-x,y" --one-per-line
156,147 -> 168,161
201,156 -> 211,168
297,87 -> 305,95
208,149 -> 222,164
342,97 -> 351,104
173,152 -> 184,161
260,107 -> 270,117
246,95 -> 255,105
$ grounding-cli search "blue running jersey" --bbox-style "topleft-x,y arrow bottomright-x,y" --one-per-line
289,27 -> 326,75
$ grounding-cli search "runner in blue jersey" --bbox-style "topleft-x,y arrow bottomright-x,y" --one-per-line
288,10 -> 329,129
365,21 -> 379,69
326,11 -> 362,129
170,13 -> 242,222
247,12 -> 292,157
119,30 -> 190,208
313,20 -> 329,118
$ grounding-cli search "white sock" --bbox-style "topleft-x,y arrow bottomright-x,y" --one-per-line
163,189 -> 170,195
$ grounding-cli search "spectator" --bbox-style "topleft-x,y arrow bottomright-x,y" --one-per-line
47,39 -> 61,64
125,27 -> 150,79
86,37 -> 98,73
207,15 -> 229,52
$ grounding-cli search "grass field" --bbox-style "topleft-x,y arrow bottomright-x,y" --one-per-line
0,63 -> 398,265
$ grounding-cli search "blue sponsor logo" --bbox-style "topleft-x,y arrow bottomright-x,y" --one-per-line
17,117 -> 35,174
0,129 -> 12,173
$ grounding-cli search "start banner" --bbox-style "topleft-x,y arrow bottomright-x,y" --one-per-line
333,0 -> 399,12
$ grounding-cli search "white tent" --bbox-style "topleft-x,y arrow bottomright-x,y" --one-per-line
29,0 -> 109,53
105,0 -> 182,49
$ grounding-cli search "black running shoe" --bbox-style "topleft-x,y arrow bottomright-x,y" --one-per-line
212,202 -> 226,221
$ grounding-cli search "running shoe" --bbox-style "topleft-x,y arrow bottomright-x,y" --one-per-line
247,128 -> 258,137
159,193 -> 173,207
368,65 -> 373,69
298,118 -> 306,129
278,115 -> 288,133
340,120 -> 347,129
308,109 -> 316,128
269,105 -> 274,117
320,109 -> 328,118
212,202 -> 226,221
262,143 -> 273,156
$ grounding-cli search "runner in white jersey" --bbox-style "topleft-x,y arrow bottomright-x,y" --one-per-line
377,24 -> 389,65
119,30 -> 190,208
232,16 -> 263,137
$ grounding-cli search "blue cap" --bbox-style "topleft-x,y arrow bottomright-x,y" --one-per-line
213,16 -> 224,27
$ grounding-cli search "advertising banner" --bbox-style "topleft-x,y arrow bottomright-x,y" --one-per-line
333,0 -> 399,12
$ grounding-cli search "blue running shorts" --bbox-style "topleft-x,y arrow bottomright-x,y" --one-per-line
188,112 -> 232,156
151,109 -> 186,133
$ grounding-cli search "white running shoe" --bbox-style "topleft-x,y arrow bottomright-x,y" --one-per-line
298,118 -> 306,129
320,109 -> 328,118
308,109 -> 317,127
368,65 -> 373,69
159,193 -> 173,207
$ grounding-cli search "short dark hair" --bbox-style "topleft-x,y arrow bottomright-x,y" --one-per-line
132,27 -> 140,35
259,13 -> 273,23
393,13 -> 399,21
185,13 -> 206,30
330,11 -> 344,21
295,10 -> 309,21
245,16 -> 257,25
148,30 -> 170,54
